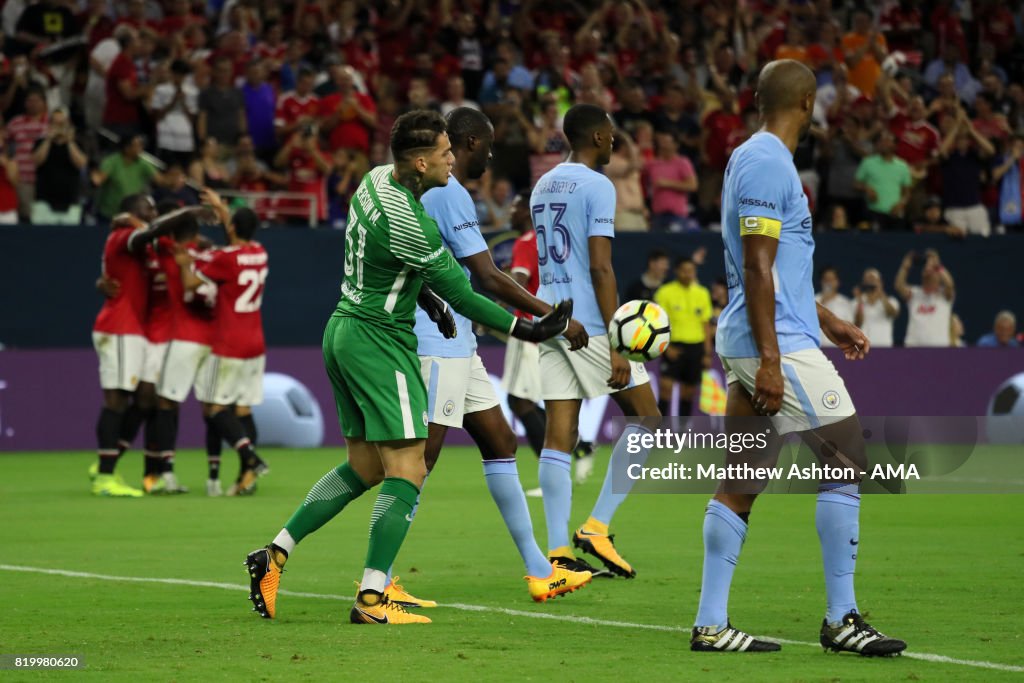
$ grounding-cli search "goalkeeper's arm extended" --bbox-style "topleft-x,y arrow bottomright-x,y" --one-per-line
421,256 -> 572,343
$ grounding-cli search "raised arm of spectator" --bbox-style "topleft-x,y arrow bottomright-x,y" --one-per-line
200,187 -> 231,228
927,251 -> 955,301
992,148 -> 1021,182
894,251 -> 913,301
846,29 -> 879,68
613,2 -> 636,49
274,134 -> 298,169
574,0 -> 612,50
965,120 -> 995,157
620,128 -> 641,171
938,117 -> 960,158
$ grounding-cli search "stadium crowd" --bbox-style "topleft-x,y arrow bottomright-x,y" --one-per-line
0,0 -> 1023,234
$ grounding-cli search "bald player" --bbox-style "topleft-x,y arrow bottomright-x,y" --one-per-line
689,60 -> 907,656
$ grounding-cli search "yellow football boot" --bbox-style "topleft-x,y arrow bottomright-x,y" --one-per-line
92,474 -> 143,498
385,576 -> 437,608
573,523 -> 636,578
245,546 -> 285,618
526,561 -> 592,602
350,592 -> 431,624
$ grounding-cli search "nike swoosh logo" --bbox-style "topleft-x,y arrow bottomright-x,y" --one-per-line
405,513 -> 414,522
849,539 -> 859,546
355,607 -> 388,624
577,530 -> 601,537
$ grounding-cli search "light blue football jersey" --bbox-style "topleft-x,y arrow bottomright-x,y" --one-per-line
531,162 -> 616,335
716,132 -> 820,358
414,174 -> 488,358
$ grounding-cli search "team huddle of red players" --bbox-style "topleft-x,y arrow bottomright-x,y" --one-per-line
90,190 -> 270,498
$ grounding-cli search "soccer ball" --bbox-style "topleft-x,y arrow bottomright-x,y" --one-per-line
610,300 -> 671,362
986,372 -> 1024,444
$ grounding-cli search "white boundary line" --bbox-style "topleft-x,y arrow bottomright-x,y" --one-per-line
1,564 -> 1021,674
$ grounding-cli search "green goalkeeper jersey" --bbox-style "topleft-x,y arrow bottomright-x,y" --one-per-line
335,164 -> 515,339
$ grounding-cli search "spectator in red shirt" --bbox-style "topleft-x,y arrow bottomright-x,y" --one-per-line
6,87 -> 48,221
976,0 -> 1016,58
274,130 -> 331,224
318,66 -> 377,157
879,0 -> 923,54
807,20 -> 845,73
889,94 -> 941,218
343,25 -> 380,92
972,93 -> 1011,144
274,67 -> 318,143
157,0 -> 202,38
699,87 -> 743,217
102,30 -> 149,140
929,0 -> 968,63
644,128 -> 698,233
0,128 -> 20,224
891,95 -> 940,171
254,20 -> 287,78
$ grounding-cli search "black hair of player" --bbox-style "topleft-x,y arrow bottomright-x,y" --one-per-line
170,59 -> 191,75
563,103 -> 611,150
155,198 -> 181,216
445,107 -> 492,148
171,212 -> 200,242
390,109 -> 447,162
647,247 -> 670,264
120,193 -> 152,216
232,207 -> 260,240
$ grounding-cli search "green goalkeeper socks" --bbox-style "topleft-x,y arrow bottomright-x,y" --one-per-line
284,462 -> 368,543
365,477 -> 420,572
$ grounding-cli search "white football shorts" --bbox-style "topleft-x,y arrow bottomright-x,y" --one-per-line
720,347 -> 856,434
156,340 -> 212,403
501,336 -> 543,403
539,338 -> 649,400
419,353 -> 500,428
93,332 -> 145,392
195,354 -> 266,406
139,341 -> 168,385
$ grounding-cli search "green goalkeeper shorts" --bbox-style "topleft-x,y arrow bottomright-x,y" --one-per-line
322,314 -> 429,442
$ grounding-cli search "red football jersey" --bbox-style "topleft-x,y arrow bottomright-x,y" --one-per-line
94,223 -> 149,336
510,229 -> 539,319
144,239 -> 172,344
274,92 -> 319,131
197,243 -> 268,359
158,237 -> 216,346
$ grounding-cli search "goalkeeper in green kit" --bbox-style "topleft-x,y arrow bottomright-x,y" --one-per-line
244,110 -> 573,625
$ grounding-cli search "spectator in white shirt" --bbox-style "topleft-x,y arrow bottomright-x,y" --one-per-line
815,266 -> 854,348
896,249 -> 956,347
853,268 -> 900,347
149,60 -> 198,168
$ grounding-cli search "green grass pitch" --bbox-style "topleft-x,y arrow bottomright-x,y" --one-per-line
1,447 -> 1021,681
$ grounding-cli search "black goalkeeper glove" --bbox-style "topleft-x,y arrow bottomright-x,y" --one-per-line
510,299 -> 573,342
417,286 -> 457,339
